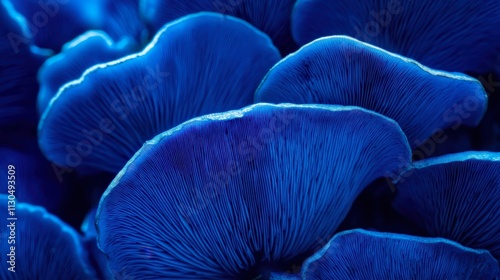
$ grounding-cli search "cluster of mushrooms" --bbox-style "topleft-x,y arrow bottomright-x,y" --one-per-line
1,0 -> 499,279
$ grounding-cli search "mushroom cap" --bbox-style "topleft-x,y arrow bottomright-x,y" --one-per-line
38,12 -> 281,173
37,30 -> 134,115
272,229 -> 499,279
0,195 -> 96,279
393,151 -> 500,262
140,0 -> 297,54
96,103 -> 411,279
255,36 -> 488,149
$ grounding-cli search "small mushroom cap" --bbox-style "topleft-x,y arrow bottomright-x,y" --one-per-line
0,195 -> 97,279
140,0 -> 297,54
271,229 -> 499,279
37,30 -> 133,114
393,151 -> 500,262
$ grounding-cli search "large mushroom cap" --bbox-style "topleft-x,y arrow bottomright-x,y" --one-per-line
96,103 -> 411,279
38,12 -> 281,174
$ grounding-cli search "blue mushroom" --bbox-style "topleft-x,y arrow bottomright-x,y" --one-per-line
271,229 -> 500,279
96,103 -> 411,279
0,195 -> 96,279
38,12 -> 281,173
292,0 -> 500,74
37,30 -> 134,115
255,36 -> 488,149
140,0 -> 297,54
392,151 -> 500,262
1,1 -> 47,128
